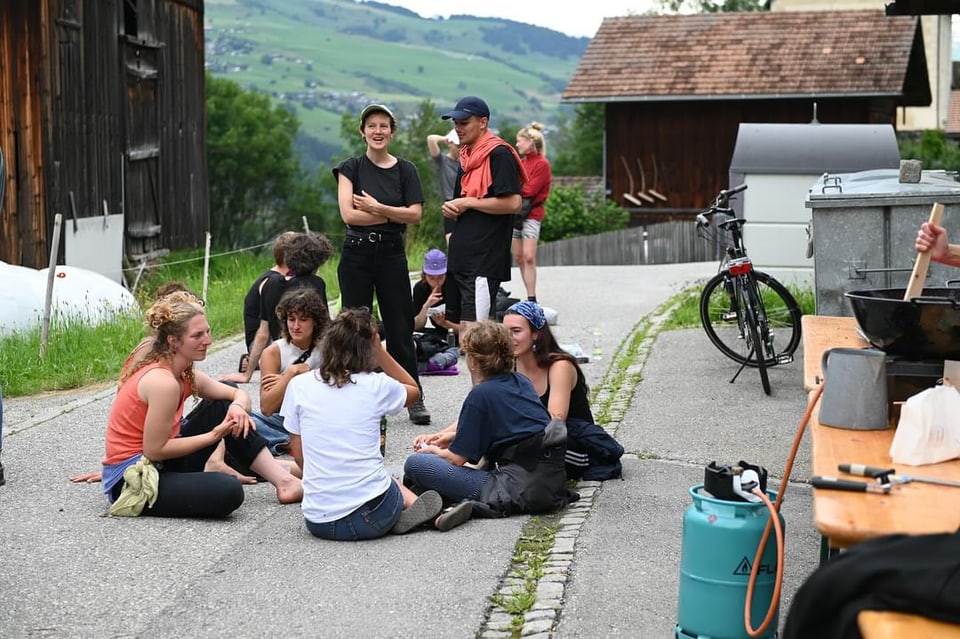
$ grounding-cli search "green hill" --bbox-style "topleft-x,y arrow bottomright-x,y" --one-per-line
204,0 -> 588,169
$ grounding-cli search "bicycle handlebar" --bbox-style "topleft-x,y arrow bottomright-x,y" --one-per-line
697,184 -> 749,227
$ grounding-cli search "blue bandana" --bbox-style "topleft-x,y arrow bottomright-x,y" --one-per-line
507,300 -> 546,330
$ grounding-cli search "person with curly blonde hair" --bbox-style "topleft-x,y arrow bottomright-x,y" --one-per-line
100,295 -> 302,518
404,321 -> 570,522
281,307 -> 445,540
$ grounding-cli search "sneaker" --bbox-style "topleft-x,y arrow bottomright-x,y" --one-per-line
408,399 -> 431,425
392,490 -> 443,534
435,501 -> 473,532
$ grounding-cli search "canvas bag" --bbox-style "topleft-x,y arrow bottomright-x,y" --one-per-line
889,384 -> 960,465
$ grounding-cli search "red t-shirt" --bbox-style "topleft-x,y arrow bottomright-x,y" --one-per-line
102,362 -> 191,465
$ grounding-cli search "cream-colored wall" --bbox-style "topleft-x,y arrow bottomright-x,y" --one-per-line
772,0 -> 951,131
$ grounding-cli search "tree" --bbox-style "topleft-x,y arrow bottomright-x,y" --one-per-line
206,73 -> 303,247
657,0 -> 767,12
551,103 -> 605,176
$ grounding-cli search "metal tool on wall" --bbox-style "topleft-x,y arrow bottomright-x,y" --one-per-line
648,154 -> 668,202
619,155 -> 644,207
634,158 -> 656,204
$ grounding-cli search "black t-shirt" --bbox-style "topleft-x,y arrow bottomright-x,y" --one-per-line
243,270 -> 283,348
412,279 -> 451,340
259,273 -> 328,341
332,155 -> 424,234
447,145 -> 522,281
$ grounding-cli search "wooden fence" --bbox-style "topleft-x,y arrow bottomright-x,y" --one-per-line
536,219 -> 718,267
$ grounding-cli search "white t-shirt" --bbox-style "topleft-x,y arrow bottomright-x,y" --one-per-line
280,370 -> 407,524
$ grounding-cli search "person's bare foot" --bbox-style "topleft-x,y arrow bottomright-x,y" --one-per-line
275,476 -> 303,504
205,459 -> 257,484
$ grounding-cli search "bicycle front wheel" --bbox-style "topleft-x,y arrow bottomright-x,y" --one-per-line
699,270 -> 802,367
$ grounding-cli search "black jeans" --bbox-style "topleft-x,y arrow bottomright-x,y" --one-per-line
111,398 -> 267,518
338,234 -> 421,387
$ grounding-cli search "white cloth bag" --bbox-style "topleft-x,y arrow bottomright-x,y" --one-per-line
889,385 -> 960,466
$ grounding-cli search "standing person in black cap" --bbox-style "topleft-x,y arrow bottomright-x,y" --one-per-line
440,96 -> 527,340
333,104 -> 431,426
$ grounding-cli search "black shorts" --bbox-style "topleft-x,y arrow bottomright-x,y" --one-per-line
445,272 -> 500,324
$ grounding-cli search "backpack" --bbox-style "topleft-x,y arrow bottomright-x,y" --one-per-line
495,287 -> 520,322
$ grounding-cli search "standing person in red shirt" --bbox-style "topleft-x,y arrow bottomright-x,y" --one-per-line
440,96 -> 527,340
514,123 -> 551,304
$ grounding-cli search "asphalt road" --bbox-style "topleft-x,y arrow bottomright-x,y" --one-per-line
0,263 -> 821,638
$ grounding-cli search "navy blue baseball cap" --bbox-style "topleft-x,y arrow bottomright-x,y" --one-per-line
441,96 -> 490,120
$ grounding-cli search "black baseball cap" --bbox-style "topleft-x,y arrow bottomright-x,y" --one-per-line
441,96 -> 490,121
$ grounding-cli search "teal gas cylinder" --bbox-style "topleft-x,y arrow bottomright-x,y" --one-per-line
675,484 -> 784,639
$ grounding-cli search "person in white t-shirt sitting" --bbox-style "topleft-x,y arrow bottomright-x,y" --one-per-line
280,307 -> 444,540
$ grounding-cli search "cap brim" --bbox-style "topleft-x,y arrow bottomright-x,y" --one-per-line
441,110 -> 471,121
423,268 -> 446,276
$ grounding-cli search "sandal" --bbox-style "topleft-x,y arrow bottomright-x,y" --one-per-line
238,354 -> 249,373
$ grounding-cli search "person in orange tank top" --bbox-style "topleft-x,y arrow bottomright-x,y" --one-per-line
99,294 -> 301,518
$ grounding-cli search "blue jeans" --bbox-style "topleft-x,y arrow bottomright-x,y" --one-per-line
250,412 -> 290,455
304,481 -> 403,541
403,452 -> 489,503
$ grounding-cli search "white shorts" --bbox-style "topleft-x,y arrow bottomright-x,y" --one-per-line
512,218 -> 541,241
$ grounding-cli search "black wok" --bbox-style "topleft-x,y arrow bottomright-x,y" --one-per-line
845,287 -> 960,360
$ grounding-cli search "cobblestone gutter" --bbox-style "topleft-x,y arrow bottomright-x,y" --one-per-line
477,298 -> 680,638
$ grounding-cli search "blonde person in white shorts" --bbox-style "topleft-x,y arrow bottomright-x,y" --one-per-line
513,123 -> 551,303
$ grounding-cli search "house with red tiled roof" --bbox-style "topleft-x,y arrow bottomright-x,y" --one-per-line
562,10 -> 930,214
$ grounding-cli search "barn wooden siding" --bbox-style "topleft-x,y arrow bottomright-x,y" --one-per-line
604,97 -> 896,215
0,0 -> 207,270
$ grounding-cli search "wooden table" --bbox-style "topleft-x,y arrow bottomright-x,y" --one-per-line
804,315 -> 960,550
805,316 -> 960,638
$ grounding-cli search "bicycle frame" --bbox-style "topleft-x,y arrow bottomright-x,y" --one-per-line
697,184 -> 802,395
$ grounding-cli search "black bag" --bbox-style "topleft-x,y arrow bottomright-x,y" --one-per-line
513,196 -> 535,230
413,332 -> 448,362
494,287 -> 521,322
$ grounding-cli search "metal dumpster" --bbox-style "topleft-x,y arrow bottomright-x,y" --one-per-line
806,168 -> 960,316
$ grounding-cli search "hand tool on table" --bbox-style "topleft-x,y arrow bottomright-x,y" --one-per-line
810,476 -> 891,493
839,463 -> 960,488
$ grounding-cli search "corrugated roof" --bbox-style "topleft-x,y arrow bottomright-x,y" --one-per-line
563,11 -> 923,102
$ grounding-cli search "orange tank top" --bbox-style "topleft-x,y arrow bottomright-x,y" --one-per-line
102,362 -> 192,465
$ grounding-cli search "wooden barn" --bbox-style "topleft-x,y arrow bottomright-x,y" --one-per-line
0,0 -> 207,279
562,10 -> 931,222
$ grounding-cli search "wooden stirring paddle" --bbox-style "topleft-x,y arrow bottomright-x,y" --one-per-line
904,202 -> 944,301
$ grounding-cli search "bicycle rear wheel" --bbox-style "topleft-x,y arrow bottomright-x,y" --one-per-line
699,270 -> 801,367
742,287 -> 771,395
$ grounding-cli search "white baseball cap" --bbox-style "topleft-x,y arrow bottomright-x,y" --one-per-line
445,130 -> 459,145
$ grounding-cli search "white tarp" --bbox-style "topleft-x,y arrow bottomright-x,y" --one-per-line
0,262 -> 139,337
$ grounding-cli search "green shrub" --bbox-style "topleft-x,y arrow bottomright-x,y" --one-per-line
540,184 -> 629,243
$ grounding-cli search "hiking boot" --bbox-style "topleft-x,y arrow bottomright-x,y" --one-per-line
408,399 -> 431,425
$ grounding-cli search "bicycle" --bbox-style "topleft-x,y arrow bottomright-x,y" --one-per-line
696,184 -> 802,395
